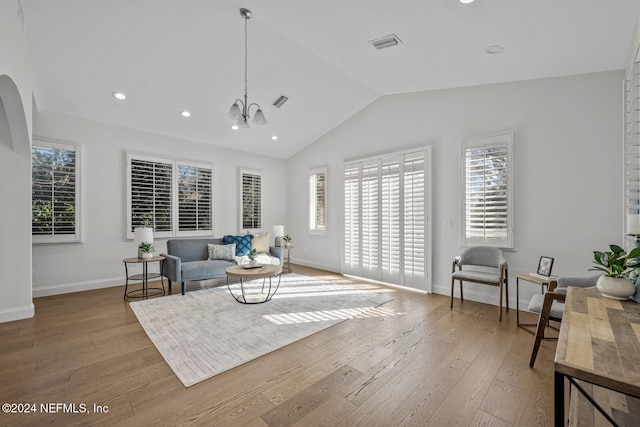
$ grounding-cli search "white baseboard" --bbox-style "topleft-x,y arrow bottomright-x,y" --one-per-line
432,283 -> 529,310
33,277 -> 125,298
290,257 -> 341,274
0,303 -> 35,323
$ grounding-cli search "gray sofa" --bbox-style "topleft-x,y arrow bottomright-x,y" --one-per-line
162,238 -> 283,295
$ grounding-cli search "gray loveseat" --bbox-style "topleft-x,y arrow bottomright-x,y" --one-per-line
162,238 -> 283,295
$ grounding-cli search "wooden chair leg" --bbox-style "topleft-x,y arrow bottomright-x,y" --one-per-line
459,280 -> 464,302
498,283 -> 503,321
450,277 -> 455,309
530,294 -> 553,368
505,278 -> 509,312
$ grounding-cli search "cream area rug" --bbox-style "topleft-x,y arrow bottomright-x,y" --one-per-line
129,273 -> 394,387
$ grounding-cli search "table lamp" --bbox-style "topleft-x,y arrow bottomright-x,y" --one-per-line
134,227 -> 154,258
272,225 -> 284,247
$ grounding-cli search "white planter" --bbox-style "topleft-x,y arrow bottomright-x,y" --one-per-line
141,252 -> 153,260
250,259 -> 258,267
596,276 -> 636,300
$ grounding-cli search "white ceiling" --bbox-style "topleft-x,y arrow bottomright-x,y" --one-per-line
21,0 -> 640,159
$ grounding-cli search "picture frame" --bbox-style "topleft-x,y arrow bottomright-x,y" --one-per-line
537,256 -> 554,277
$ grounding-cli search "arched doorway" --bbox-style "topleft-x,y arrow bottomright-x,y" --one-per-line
0,74 -> 34,322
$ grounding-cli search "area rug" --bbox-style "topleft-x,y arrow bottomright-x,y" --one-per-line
129,274 -> 394,387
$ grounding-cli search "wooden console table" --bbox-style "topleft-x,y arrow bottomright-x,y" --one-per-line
554,286 -> 640,426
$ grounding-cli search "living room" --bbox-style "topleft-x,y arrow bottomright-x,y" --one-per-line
2,1 -> 640,425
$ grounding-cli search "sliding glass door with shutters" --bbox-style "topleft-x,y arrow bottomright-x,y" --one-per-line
343,147 -> 431,291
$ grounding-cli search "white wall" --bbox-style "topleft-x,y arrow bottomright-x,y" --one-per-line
288,71 -> 624,308
31,112 -> 288,296
0,0 -> 34,322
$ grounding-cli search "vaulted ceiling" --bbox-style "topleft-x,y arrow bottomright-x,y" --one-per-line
22,1 -> 640,159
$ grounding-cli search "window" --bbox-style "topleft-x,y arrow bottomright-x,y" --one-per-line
309,167 -> 327,234
32,139 -> 83,243
126,153 -> 213,239
461,130 -> 515,249
343,148 -> 431,291
240,169 -> 261,230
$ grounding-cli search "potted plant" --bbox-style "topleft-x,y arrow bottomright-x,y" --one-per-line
283,234 -> 292,248
248,248 -> 258,267
139,242 -> 153,260
590,244 -> 640,299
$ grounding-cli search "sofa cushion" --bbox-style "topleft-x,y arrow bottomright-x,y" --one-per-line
251,231 -> 270,253
167,238 -> 223,262
223,235 -> 253,256
181,259 -> 234,281
208,243 -> 236,261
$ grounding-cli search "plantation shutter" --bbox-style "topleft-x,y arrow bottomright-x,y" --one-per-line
462,131 -> 514,248
309,168 -> 327,233
403,152 -> 426,286
343,147 -> 431,291
381,157 -> 401,283
32,141 -> 82,243
625,60 -> 640,245
178,163 -> 212,232
361,162 -> 380,279
343,165 -> 361,276
241,170 -> 262,230
130,158 -> 173,234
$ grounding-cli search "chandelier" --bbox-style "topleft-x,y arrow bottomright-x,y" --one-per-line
227,8 -> 267,129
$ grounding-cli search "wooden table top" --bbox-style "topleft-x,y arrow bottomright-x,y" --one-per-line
123,255 -> 166,263
555,286 -> 640,398
516,273 -> 557,285
226,264 -> 282,279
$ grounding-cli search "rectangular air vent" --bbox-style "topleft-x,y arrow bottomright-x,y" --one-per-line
369,34 -> 402,50
272,95 -> 289,108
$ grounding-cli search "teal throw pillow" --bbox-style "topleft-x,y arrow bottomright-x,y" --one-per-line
222,235 -> 253,256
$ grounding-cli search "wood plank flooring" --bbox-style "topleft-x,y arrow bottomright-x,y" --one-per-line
0,266 -> 555,426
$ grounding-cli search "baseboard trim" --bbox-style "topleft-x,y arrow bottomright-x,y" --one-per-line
33,277 -> 124,298
290,257 -> 340,274
432,283 -> 526,310
0,303 -> 35,323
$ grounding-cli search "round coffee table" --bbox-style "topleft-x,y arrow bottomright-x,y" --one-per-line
226,264 -> 283,304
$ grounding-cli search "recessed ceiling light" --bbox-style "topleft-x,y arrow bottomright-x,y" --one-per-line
485,45 -> 504,55
231,124 -> 239,130
460,0 -> 475,4
180,110 -> 191,118
271,136 -> 278,141
112,91 -> 126,100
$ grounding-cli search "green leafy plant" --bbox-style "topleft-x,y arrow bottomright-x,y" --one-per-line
283,235 -> 292,243
590,244 -> 640,278
248,248 -> 257,260
138,242 -> 153,253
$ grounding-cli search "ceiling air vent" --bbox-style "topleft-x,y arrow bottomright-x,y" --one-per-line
272,95 -> 289,108
369,34 -> 402,50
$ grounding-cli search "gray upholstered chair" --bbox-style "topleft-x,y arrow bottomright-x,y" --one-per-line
528,275 -> 600,367
451,246 -> 509,321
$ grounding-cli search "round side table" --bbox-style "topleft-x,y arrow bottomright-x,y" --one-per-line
226,264 -> 282,304
123,256 -> 166,299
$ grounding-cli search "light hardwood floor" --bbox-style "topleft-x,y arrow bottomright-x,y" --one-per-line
0,265 -> 555,426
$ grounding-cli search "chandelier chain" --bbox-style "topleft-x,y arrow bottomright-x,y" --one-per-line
244,14 -> 248,102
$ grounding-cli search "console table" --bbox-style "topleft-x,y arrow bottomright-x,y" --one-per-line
554,286 -> 640,426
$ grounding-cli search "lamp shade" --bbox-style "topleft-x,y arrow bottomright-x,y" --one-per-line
134,227 -> 154,245
627,215 -> 640,235
272,225 -> 284,246
253,108 -> 267,125
228,102 -> 242,120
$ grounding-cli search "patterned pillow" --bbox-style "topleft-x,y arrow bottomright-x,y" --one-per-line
222,235 -> 253,256
207,243 -> 236,261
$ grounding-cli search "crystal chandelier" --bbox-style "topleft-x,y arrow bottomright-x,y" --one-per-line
227,8 -> 267,129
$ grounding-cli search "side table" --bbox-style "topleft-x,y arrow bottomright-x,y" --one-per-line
282,245 -> 293,273
516,273 -> 557,333
123,256 -> 166,299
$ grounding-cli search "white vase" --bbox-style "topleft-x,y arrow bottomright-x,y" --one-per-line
596,276 -> 636,300
141,252 -> 153,260
250,259 -> 258,267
